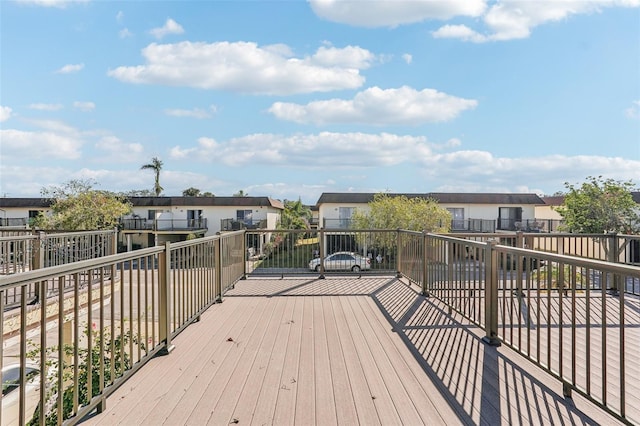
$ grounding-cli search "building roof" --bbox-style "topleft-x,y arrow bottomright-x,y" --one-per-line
316,192 -> 545,205
541,196 -> 565,206
0,198 -> 51,208
128,196 -> 284,209
542,192 -> 640,206
0,196 -> 284,210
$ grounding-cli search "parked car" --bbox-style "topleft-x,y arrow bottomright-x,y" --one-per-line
309,251 -> 371,272
2,363 -> 42,426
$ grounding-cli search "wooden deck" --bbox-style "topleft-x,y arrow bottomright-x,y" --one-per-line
81,277 -> 623,425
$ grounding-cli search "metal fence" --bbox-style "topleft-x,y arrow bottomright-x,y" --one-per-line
397,230 -> 640,425
246,229 -> 398,277
0,231 -> 117,309
119,218 -> 208,231
0,231 -> 245,426
3,228 -> 638,425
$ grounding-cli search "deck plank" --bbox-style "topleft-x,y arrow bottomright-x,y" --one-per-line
205,296 -> 289,425
271,297 -> 304,426
329,296 -> 381,426
187,297 -> 279,425
246,296 -> 296,425
80,277 -> 632,426
313,297 -> 338,425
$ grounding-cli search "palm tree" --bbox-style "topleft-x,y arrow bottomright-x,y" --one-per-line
140,157 -> 163,196
233,189 -> 248,197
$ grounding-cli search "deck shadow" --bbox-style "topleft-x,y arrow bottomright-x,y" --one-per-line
370,278 -> 607,425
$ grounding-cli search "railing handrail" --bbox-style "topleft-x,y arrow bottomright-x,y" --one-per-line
0,234 -> 37,242
493,243 -> 640,275
0,246 -> 164,290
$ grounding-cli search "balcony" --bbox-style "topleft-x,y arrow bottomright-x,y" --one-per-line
324,218 -> 563,233
1,230 -> 638,425
120,217 -> 208,231
0,217 -> 29,227
220,218 -> 268,231
81,276 -> 625,425
498,218 -> 564,232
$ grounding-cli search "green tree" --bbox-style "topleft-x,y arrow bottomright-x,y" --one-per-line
555,176 -> 639,233
122,189 -> 155,197
202,191 -> 214,197
34,179 -> 131,230
182,187 -> 202,197
351,193 -> 451,250
279,198 -> 311,230
274,199 -> 312,250
352,193 -> 451,232
140,157 -> 164,196
233,189 -> 248,197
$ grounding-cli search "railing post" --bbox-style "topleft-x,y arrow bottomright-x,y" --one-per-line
32,231 -> 44,270
241,230 -> 247,280
422,232 -> 429,297
607,232 -> 620,294
31,232 -> 45,303
215,235 -> 223,301
318,229 -> 325,279
158,241 -> 174,355
111,228 -> 118,255
396,229 -> 402,278
482,239 -> 501,346
516,231 -> 524,248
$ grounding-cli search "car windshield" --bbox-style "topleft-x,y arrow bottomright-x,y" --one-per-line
2,367 -> 39,396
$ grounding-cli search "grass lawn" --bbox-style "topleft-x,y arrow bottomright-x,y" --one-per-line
257,236 -> 318,269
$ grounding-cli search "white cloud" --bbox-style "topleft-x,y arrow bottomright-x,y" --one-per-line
433,0 -> 640,43
16,0 -> 88,8
402,53 -> 413,64
168,130 -> 639,198
0,106 -> 13,122
421,151 -> 640,192
268,86 -> 478,125
310,44 -> 376,69
164,106 -> 217,119
73,101 -> 95,111
0,129 -> 83,159
28,103 -> 64,111
24,118 -> 79,134
432,25 -> 488,43
309,0 -> 486,27
116,11 -> 124,23
56,63 -> 84,74
170,132 -> 433,167
149,18 -> 184,39
625,100 -> 640,119
108,41 -> 373,95
94,136 -> 144,162
119,28 -> 133,38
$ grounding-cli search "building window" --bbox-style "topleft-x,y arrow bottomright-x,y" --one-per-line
338,207 -> 355,228
447,208 -> 465,230
498,207 -> 522,230
187,210 -> 202,220
147,210 -> 157,220
28,210 -> 41,218
237,210 -> 253,225
187,210 -> 203,227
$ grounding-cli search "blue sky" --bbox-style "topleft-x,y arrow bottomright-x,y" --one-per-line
1,0 -> 639,205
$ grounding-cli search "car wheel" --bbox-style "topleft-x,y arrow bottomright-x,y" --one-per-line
351,265 -> 361,272
315,265 -> 321,272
